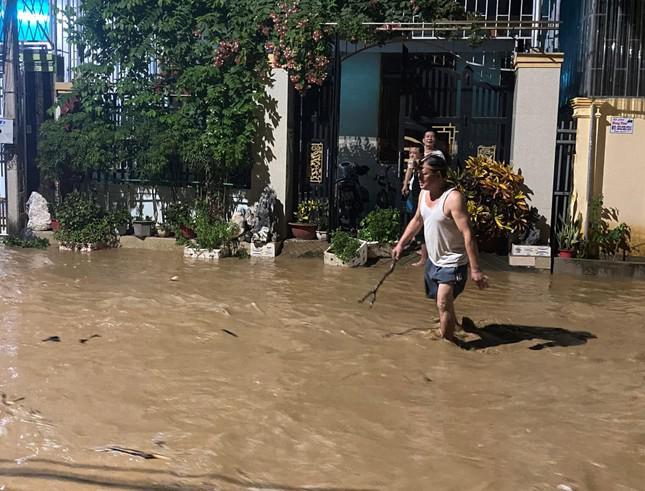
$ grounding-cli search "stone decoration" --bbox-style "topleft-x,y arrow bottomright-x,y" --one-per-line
236,186 -> 279,246
26,192 -> 51,231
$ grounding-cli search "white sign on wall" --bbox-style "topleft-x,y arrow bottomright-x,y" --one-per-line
610,117 -> 634,134
0,118 -> 14,144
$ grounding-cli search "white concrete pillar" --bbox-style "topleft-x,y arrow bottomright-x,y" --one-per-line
509,52 -> 564,228
251,68 -> 293,239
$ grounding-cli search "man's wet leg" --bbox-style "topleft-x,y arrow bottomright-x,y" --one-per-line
436,283 -> 457,341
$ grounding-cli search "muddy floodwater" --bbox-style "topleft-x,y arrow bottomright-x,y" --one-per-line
1,246 -> 644,491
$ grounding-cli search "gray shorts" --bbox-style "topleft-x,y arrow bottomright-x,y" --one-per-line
424,262 -> 468,300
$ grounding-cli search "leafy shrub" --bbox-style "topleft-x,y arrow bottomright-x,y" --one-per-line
193,206 -> 238,250
164,202 -> 194,236
329,230 -> 361,263
54,192 -> 118,249
449,156 -> 531,241
109,207 -> 132,229
2,235 -> 50,249
358,208 -> 399,243
581,196 -> 633,260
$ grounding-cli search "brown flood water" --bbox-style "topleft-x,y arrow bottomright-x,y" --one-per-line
1,247 -> 645,491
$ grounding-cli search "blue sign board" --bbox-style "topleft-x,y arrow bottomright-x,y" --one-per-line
0,0 -> 51,44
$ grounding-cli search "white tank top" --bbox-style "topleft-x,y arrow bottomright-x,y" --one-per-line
420,188 -> 468,267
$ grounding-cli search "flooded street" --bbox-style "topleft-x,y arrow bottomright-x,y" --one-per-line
0,247 -> 644,490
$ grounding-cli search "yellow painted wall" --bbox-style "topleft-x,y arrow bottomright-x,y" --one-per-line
572,98 -> 645,253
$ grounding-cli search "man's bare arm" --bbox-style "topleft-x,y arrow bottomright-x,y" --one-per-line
447,191 -> 488,287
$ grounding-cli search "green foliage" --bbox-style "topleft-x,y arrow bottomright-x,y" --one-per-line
164,202 -> 194,239
294,199 -> 319,224
329,229 -> 360,263
234,247 -> 250,259
193,205 -> 238,250
358,208 -> 400,243
39,0 -> 466,187
2,235 -> 50,249
54,192 -> 118,249
448,155 -> 531,241
110,207 -> 132,227
294,198 -> 329,228
580,196 -> 633,260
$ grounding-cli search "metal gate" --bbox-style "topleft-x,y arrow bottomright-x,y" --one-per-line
551,119 -> 577,229
397,52 -> 515,165
0,67 -> 7,235
0,149 -> 6,235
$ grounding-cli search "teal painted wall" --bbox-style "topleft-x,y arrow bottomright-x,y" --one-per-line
339,53 -> 381,137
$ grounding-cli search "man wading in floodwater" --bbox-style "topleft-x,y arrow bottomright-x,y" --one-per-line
391,154 -> 489,344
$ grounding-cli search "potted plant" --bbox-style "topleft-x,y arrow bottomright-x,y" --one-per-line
110,207 -> 132,236
358,208 -> 400,258
556,211 -> 581,258
289,199 -> 318,240
133,215 -> 155,238
324,229 -> 368,267
164,202 -> 194,243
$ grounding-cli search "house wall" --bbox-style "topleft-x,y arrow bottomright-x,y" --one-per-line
572,97 -> 645,253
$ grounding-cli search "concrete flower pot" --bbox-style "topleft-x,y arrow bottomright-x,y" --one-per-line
323,240 -> 368,268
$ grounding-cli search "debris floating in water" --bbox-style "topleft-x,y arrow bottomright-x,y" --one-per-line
42,336 -> 61,342
79,334 -> 102,344
170,276 -> 179,281
1,393 -> 25,406
221,329 -> 238,338
95,445 -> 169,460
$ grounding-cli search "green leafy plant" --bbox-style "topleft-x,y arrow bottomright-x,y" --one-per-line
54,192 -> 118,249
555,211 -> 581,251
2,235 -> 50,249
109,207 -> 132,229
314,198 -> 329,231
329,229 -> 361,263
294,199 -> 319,224
581,196 -> 633,260
358,208 -> 400,243
193,205 -> 238,251
38,1 -> 467,196
164,202 -> 194,238
448,155 -> 531,241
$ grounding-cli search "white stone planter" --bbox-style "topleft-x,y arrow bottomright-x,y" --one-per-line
366,241 -> 393,259
511,244 -> 551,257
323,240 -> 368,268
133,220 -> 154,238
250,241 -> 282,258
184,245 -> 230,260
59,243 -> 107,253
509,244 -> 552,270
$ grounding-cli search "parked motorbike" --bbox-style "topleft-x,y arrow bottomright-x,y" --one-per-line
335,161 -> 369,231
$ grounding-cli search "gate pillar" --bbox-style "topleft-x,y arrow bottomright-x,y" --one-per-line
509,53 -> 564,228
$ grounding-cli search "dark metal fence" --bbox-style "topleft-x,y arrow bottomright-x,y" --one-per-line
576,0 -> 645,97
550,119 -> 577,249
0,147 -> 6,235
